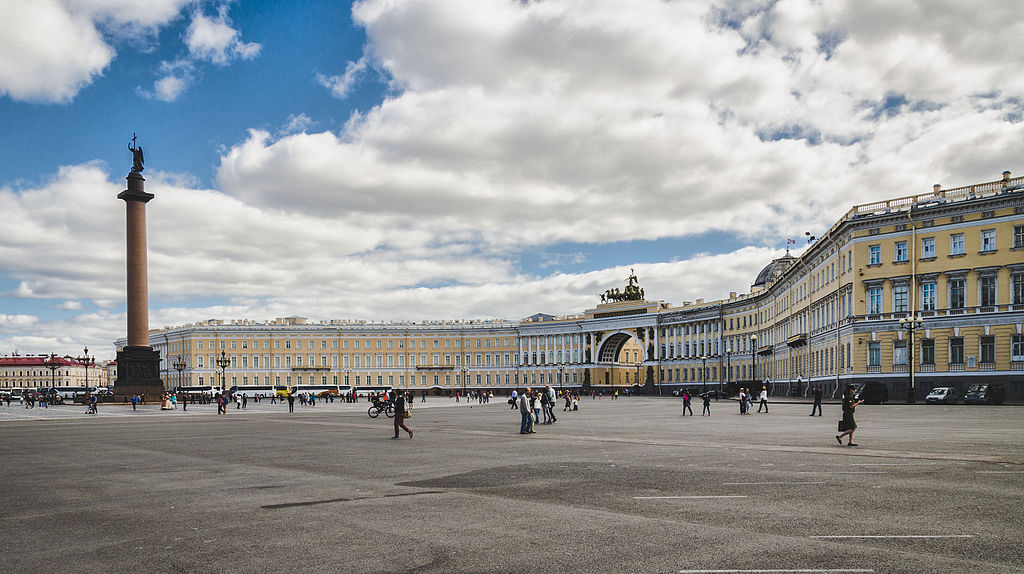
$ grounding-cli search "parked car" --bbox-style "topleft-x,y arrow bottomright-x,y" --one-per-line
852,382 -> 889,404
699,390 -> 729,399
963,383 -> 1005,405
925,387 -> 959,405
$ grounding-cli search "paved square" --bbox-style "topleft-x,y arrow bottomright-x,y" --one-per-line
1,397 -> 1022,573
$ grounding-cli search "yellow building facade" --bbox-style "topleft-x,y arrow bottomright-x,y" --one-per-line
130,171 -> 1024,400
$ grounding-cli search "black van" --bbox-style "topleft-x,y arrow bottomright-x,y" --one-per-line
963,383 -> 1005,405
852,382 -> 889,404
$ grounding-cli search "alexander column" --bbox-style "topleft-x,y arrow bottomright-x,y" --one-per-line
113,134 -> 163,400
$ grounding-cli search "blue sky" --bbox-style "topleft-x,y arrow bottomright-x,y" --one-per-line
1,0 -> 1022,358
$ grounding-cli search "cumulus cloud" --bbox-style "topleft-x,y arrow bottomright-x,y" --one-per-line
0,0 -> 189,103
217,0 -> 1024,251
185,4 -> 262,65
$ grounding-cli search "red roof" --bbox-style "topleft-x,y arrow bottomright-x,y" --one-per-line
0,356 -> 82,367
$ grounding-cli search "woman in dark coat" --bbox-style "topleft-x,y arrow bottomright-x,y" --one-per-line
836,385 -> 863,446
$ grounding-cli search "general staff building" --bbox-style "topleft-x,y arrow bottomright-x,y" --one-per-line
127,171 -> 1024,401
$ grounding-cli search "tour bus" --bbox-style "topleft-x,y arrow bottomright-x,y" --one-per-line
354,386 -> 392,398
174,385 -> 222,397
228,384 -> 280,399
54,386 -> 98,400
290,384 -> 348,397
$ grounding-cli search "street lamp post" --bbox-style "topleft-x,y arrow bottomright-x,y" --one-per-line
42,353 -> 61,403
700,355 -> 708,392
634,362 -> 641,394
76,347 -> 95,403
216,350 -> 230,396
172,355 -> 186,391
750,334 -> 758,385
899,315 -> 923,404
557,364 -> 565,395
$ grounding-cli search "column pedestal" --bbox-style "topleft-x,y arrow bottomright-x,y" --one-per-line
114,346 -> 163,402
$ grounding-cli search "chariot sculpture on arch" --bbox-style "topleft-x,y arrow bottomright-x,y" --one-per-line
128,133 -> 144,174
601,268 -> 646,303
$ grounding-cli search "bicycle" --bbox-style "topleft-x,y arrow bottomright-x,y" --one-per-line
367,400 -> 395,419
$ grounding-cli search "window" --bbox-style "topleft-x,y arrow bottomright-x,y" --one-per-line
920,339 -> 935,365
921,283 -> 936,311
949,278 -> 965,309
949,337 -> 964,364
869,245 -> 881,265
868,287 -> 883,314
868,342 -> 880,366
979,276 -> 996,307
893,284 -> 909,312
1014,273 -> 1024,305
980,336 -> 995,364
950,233 -> 965,255
921,237 -> 935,259
1012,335 -> 1024,361
895,241 -> 908,262
1015,225 -> 1024,249
893,341 -> 907,365
980,229 -> 996,252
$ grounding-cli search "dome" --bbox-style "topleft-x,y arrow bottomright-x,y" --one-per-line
752,255 -> 796,288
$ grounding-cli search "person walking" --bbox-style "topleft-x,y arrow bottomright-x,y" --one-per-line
810,385 -> 823,416
757,386 -> 769,413
681,390 -> 693,416
530,390 -> 540,425
179,392 -> 187,412
510,389 -> 519,410
540,388 -> 551,424
836,385 -> 863,446
519,389 -> 535,434
287,392 -> 295,413
392,391 -> 413,439
545,385 -> 557,423
701,392 -> 711,416
738,388 -> 746,415
131,394 -> 138,411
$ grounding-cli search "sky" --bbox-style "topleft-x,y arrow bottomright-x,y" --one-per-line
1,0 -> 1023,360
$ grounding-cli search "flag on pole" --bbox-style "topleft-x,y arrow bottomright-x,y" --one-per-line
787,239 -> 796,246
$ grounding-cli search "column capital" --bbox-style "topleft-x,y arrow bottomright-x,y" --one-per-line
118,172 -> 154,203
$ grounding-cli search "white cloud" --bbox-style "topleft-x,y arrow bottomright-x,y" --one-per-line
185,4 -> 261,65
58,301 -> 83,311
0,314 -> 40,329
0,0 -> 189,103
317,57 -> 368,99
215,0 -> 1023,253
279,113 -> 317,136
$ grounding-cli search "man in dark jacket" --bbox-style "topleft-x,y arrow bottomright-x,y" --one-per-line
393,392 -> 413,439
810,385 -> 823,416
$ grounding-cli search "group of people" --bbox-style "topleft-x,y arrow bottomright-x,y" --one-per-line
735,386 -> 769,414
513,385 -> 564,434
677,390 -> 712,416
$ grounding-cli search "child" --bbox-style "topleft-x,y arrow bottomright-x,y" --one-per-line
702,392 -> 711,416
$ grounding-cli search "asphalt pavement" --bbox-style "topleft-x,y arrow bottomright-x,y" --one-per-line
1,396 -> 1022,573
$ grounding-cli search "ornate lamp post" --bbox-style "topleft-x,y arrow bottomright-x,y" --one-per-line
172,355 -> 186,390
42,353 -> 61,402
750,334 -> 758,384
216,350 -> 230,396
633,361 -> 641,393
899,315 -> 923,404
557,363 -> 565,395
76,347 -> 95,402
700,355 -> 708,391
